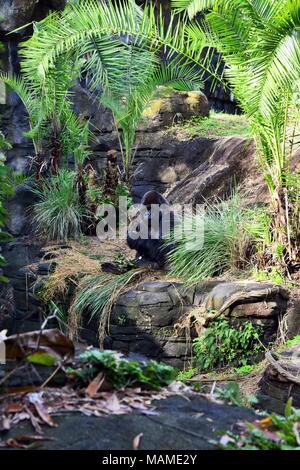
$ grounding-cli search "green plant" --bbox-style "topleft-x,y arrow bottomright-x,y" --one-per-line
168,193 -> 259,282
250,267 -> 288,286
8,171 -> 34,188
0,59 -> 89,175
220,398 -> 300,450
215,382 -> 243,407
17,0 -> 218,182
171,111 -> 250,138
67,349 -> 177,390
177,367 -> 197,381
172,0 -> 300,264
285,335 -> 300,348
0,136 -> 14,282
48,300 -> 68,332
32,170 -> 89,241
234,364 -> 256,376
69,268 -> 147,345
193,317 -> 263,371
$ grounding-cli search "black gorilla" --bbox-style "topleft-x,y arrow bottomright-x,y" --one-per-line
127,190 -> 178,268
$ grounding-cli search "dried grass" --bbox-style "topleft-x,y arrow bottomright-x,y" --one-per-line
40,247 -> 101,302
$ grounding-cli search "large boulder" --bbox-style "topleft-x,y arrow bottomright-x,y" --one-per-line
141,89 -> 209,130
0,0 -> 37,32
0,1 -> 66,33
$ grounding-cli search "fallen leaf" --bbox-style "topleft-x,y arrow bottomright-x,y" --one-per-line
5,438 -> 28,449
12,434 -> 55,443
24,405 -> 42,434
28,393 -> 57,428
86,373 -> 105,398
4,329 -> 74,363
105,393 -> 122,413
133,433 -> 143,450
27,352 -> 57,367
6,402 -> 24,413
0,417 -> 11,431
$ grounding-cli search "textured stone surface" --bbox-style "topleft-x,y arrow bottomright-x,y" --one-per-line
2,395 -> 256,450
258,344 -> 300,414
79,279 -> 292,368
0,0 -> 66,32
141,90 -> 209,130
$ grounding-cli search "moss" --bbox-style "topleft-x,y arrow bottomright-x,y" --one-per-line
143,98 -> 164,117
184,91 -> 202,110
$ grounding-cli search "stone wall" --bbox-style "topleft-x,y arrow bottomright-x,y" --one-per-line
78,279 -> 292,369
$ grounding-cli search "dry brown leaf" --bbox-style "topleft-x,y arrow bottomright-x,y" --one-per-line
105,393 -> 122,413
24,405 -> 42,434
4,328 -> 74,362
5,438 -> 28,449
6,402 -> 24,413
133,433 -> 143,450
85,373 -> 105,398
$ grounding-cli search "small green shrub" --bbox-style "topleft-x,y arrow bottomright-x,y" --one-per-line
67,349 -> 177,390
220,399 -> 300,450
234,364 -> 256,376
177,367 -> 197,381
285,335 -> 300,348
193,317 -> 263,371
250,267 -> 287,285
32,170 -> 89,241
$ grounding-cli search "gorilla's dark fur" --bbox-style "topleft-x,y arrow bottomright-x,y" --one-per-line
127,190 -> 177,268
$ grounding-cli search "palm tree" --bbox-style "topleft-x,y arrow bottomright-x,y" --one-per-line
173,0 -> 300,264
18,0 -> 212,182
0,57 -> 86,176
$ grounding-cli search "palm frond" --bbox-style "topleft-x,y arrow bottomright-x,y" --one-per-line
172,0 -> 216,19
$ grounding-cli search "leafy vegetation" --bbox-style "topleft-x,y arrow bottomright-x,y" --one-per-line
172,0 -> 300,268
168,193 -> 267,282
15,0 -> 210,182
220,399 -> 300,450
69,268 -> 148,345
32,170 -> 89,241
67,349 -> 177,390
177,367 -> 198,381
193,317 -> 263,371
0,63 -> 87,176
172,111 -> 250,138
0,133 -> 13,282
285,335 -> 300,348
234,364 -> 256,376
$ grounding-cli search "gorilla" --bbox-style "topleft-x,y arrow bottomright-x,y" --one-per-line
127,190 -> 178,268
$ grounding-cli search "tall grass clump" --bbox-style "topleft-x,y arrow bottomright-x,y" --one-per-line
168,194 -> 267,283
69,268 -> 149,345
32,170 -> 88,242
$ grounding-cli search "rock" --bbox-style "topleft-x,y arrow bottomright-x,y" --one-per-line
230,301 -> 280,318
141,89 -> 209,130
0,0 -> 66,33
0,0 -> 37,32
5,182 -> 38,237
204,281 -> 289,316
77,279 -> 291,368
2,394 -> 256,450
286,288 -> 300,338
258,344 -> 300,413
